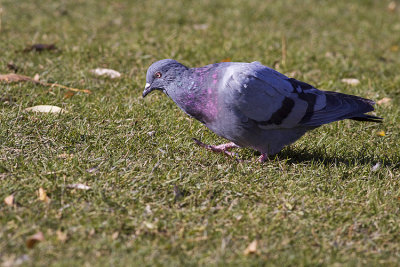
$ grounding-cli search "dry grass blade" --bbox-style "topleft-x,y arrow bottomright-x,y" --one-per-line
0,73 -> 91,94
44,82 -> 92,94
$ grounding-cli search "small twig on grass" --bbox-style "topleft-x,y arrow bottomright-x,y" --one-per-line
0,73 -> 91,94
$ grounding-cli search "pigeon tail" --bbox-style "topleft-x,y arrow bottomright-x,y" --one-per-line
301,91 -> 381,126
349,114 -> 383,123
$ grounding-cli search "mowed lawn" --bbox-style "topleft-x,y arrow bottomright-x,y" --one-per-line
1,0 -> 400,266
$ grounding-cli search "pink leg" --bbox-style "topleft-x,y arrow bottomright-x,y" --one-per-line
192,138 -> 240,158
258,153 -> 270,163
213,142 -> 240,150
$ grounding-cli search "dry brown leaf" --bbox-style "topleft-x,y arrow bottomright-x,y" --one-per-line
4,194 -> 14,206
24,43 -> 57,52
26,231 -> 44,248
244,240 -> 258,255
377,97 -> 392,105
63,90 -> 75,99
388,1 -> 396,11
33,73 -> 40,81
25,105 -> 66,114
0,73 -> 38,83
221,58 -> 231,62
341,78 -> 360,86
376,130 -> 386,137
7,62 -> 19,73
56,230 -> 68,243
38,187 -> 51,203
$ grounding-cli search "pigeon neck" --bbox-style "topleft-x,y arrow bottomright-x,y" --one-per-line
167,67 -> 219,124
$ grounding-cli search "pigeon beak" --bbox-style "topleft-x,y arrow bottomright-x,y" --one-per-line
142,83 -> 153,98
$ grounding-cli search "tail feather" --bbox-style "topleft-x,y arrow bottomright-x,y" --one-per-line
301,91 -> 382,126
350,114 -> 383,123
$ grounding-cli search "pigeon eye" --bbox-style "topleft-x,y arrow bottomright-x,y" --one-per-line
155,72 -> 162,78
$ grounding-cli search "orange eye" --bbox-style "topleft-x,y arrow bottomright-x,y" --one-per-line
155,72 -> 162,78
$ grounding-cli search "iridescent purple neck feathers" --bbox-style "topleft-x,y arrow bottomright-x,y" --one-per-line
166,65 -> 220,124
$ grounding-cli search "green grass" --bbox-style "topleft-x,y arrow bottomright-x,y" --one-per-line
1,0 -> 400,266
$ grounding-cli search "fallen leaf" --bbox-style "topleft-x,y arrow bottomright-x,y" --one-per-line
56,230 -> 68,243
391,45 -> 399,52
244,240 -> 258,255
38,187 -> 51,203
221,58 -> 231,62
0,73 -> 38,83
7,62 -> 19,73
26,232 -> 44,248
376,130 -> 386,137
66,183 -> 91,190
341,78 -> 360,85
90,68 -> 121,79
388,1 -> 396,11
112,231 -> 119,240
377,97 -> 392,105
33,73 -> 40,82
4,194 -> 14,206
24,43 -> 57,52
25,105 -> 66,114
63,90 -> 75,99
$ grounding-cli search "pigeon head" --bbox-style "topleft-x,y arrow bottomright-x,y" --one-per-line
142,59 -> 188,98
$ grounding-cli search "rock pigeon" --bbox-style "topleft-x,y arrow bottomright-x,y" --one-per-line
143,59 -> 382,162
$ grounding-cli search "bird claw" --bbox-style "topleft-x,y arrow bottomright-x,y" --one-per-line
258,153 -> 270,163
192,138 -> 243,162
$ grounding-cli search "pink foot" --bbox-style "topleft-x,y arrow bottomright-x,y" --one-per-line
258,153 -> 270,163
192,138 -> 241,159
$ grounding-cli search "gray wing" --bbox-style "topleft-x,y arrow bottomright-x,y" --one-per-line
223,62 -> 325,129
223,62 -> 379,128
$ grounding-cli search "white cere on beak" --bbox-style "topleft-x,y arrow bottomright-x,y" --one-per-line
145,83 -> 150,89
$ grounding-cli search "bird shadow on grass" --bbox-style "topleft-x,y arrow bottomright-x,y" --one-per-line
269,147 -> 400,169
235,145 -> 398,169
